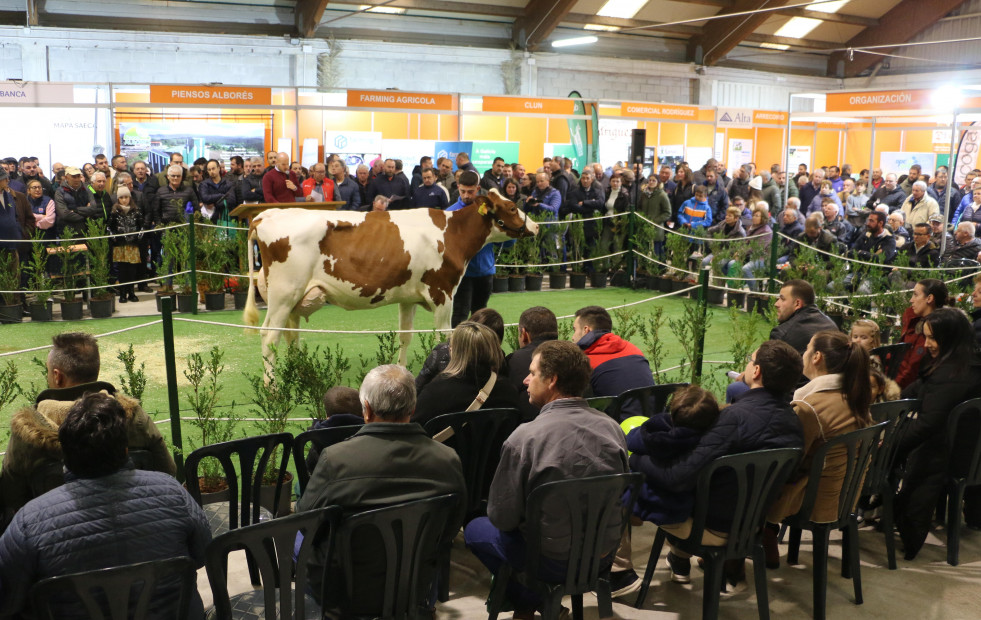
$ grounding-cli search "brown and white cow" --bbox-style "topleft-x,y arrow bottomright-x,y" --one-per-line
243,191 -> 538,367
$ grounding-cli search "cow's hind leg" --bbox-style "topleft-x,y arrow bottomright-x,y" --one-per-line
260,292 -> 303,375
398,303 -> 417,367
284,312 -> 301,346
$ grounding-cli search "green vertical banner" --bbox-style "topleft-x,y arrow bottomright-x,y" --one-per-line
589,100 -> 600,164
567,91 -> 588,167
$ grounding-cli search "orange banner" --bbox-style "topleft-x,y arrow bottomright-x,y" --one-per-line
482,96 -> 575,115
620,102 -> 714,122
347,89 -> 457,111
825,90 -> 931,112
753,110 -> 788,124
149,85 -> 271,105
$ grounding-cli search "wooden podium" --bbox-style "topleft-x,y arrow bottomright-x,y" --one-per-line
230,201 -> 345,224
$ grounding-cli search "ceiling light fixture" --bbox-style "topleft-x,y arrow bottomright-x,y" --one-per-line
358,4 -> 405,14
584,24 -> 622,32
596,0 -> 648,20
773,16 -> 822,39
552,35 -> 599,48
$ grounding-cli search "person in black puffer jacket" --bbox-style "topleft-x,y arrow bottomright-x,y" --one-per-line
0,393 -> 210,620
626,386 -> 721,525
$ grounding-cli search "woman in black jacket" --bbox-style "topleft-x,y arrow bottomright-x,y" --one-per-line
413,321 -> 521,426
895,307 -> 981,559
669,165 -> 695,223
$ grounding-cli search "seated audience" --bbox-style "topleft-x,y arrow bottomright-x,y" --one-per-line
505,306 -> 558,419
574,305 -> 655,421
895,279 -> 947,388
0,333 -> 176,525
895,308 -> 981,559
941,221 -> 981,264
626,386 -> 721,527
415,307 -> 505,392
302,386 -> 365,476
413,321 -> 521,426
465,341 -> 630,614
0,393 -> 210,619
296,365 -> 466,616
630,340 -> 804,589
763,331 -> 872,567
971,274 -> 981,347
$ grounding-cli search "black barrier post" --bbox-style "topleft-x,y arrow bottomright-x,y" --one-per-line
767,232 -> 781,294
188,216 -> 198,315
627,204 -> 636,283
694,268 -> 709,384
161,296 -> 185,482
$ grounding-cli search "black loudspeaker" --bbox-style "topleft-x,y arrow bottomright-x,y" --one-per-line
630,129 -> 646,166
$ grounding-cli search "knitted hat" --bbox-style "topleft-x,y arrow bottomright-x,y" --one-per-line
749,175 -> 763,190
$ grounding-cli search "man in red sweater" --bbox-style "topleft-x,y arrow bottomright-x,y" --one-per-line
261,152 -> 301,203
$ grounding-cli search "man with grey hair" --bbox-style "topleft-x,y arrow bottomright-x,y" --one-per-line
760,169 -> 785,213
239,157 -> 265,204
87,171 -> 113,221
901,180 -> 941,227
296,364 -> 465,616
150,164 -> 197,228
356,163 -> 372,208
942,221 -> 981,264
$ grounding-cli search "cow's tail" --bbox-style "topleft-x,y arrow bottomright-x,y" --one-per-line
243,223 -> 260,334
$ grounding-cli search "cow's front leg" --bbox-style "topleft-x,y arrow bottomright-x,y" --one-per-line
397,302 -> 417,367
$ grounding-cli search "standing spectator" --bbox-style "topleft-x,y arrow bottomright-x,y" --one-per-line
197,159 -> 238,225
18,158 -> 53,199
225,155 -> 246,185
0,169 -> 34,272
25,179 -> 55,241
548,158 -> 575,204
901,181 -> 941,227
658,164 -> 677,195
53,167 -> 96,236
367,158 -> 411,210
669,166 -> 695,222
330,160 -> 359,211
151,165 -> 198,227
107,187 -> 143,303
300,162 -> 335,203
573,305 -> 655,421
601,175 -> 630,256
261,152 -> 301,204
436,157 -> 457,202
412,168 -> 449,210
480,157 -> 506,192
728,164 -> 753,203
456,152 -> 477,174
636,175 -> 672,255
798,168 -> 825,213
867,173 -> 907,213
465,341 -> 630,613
501,178 -> 525,211
86,171 -> 112,221
0,393 -> 210,619
525,172 -> 562,220
239,157 -> 265,204
703,169 -> 730,223
290,160 -> 307,186
675,184 -> 712,230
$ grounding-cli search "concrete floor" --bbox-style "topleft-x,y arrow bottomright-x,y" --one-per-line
198,517 -> 981,619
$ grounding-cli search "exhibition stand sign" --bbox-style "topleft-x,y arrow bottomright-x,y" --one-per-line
471,141 -> 521,170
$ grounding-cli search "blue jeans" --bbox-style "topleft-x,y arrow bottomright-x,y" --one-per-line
464,517 -> 567,613
742,258 -> 768,291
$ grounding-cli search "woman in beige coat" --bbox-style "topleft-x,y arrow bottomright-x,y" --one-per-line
763,330 -> 873,567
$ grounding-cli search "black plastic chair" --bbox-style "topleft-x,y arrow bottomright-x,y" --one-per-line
331,494 -> 460,619
607,383 -> 689,422
585,396 -> 615,412
863,399 -> 919,569
635,448 -> 801,620
184,433 -> 293,537
30,557 -> 197,620
487,473 -> 643,620
945,398 -> 981,566
783,422 -> 886,620
423,408 -> 522,601
871,343 -> 910,381
291,425 -> 362,495
205,505 -> 341,620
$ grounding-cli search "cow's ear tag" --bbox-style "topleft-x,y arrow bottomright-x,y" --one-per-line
477,203 -> 489,216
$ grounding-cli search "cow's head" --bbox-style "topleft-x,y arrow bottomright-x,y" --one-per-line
475,190 -> 539,241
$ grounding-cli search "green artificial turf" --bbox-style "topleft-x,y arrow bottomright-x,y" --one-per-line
0,287 -> 773,454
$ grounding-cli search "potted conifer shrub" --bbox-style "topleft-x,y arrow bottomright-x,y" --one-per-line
57,230 -> 84,321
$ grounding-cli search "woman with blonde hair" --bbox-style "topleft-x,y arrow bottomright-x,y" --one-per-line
413,321 -> 520,425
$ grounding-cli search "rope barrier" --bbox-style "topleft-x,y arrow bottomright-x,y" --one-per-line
494,250 -> 629,269
535,213 -> 624,226
633,212 -> 763,243
0,222 -> 189,244
0,319 -> 163,358
193,221 -> 249,232
0,271 -> 191,296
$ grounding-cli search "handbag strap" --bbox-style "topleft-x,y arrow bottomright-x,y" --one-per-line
465,371 -> 497,412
